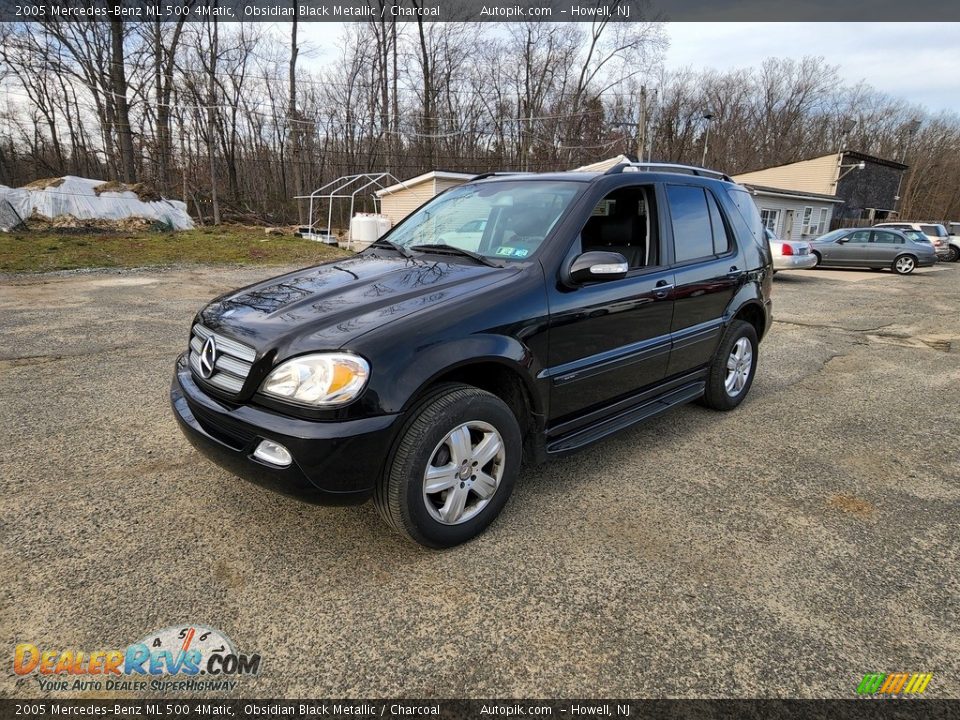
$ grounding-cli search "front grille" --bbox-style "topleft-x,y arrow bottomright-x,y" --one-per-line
188,324 -> 256,395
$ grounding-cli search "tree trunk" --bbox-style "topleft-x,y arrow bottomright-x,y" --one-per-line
109,16 -> 136,183
207,16 -> 220,225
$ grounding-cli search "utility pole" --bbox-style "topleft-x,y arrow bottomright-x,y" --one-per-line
636,86 -> 646,160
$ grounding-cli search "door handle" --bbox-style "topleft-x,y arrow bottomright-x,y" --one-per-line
654,279 -> 673,299
727,265 -> 744,279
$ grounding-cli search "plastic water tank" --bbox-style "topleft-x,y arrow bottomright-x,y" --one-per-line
349,213 -> 392,251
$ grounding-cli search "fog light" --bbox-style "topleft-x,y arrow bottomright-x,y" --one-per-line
253,439 -> 292,468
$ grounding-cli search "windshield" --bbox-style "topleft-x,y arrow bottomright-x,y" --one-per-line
385,181 -> 582,261
815,229 -> 847,243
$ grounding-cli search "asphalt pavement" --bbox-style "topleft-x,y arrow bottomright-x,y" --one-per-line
1,261 -> 958,698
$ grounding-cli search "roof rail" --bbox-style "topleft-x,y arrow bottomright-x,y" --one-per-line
471,171 -> 531,181
605,162 -> 734,182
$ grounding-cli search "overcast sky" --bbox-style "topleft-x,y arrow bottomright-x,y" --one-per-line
298,22 -> 959,114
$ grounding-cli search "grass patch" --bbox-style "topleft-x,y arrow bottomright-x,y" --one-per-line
0,226 -> 351,273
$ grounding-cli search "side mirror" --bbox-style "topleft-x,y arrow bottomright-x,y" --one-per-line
568,251 -> 629,284
836,237 -> 847,244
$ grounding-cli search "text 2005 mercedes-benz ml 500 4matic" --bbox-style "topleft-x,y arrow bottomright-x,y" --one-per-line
171,163 -> 773,547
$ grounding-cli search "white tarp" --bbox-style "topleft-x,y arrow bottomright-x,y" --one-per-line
0,176 -> 194,230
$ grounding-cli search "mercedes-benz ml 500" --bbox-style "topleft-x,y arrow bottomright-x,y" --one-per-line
171,163 -> 773,547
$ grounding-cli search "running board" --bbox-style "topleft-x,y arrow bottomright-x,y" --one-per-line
545,382 -> 705,455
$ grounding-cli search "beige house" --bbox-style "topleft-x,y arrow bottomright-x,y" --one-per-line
734,153 -> 843,195
734,150 -> 907,227
375,171 -> 475,226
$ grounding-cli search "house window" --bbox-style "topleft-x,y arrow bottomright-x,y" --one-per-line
801,206 -> 829,236
814,208 -> 828,235
759,208 -> 780,234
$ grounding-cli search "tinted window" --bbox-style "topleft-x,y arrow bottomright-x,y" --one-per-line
727,187 -> 764,243
667,186 -> 713,262
873,231 -> 899,244
706,191 -> 733,255
920,224 -> 947,237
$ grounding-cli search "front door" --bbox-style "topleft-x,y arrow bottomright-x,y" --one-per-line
545,183 -> 674,423
823,229 -> 871,264
783,209 -> 795,240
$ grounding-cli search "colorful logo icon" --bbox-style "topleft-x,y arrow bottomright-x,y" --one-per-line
857,673 -> 933,696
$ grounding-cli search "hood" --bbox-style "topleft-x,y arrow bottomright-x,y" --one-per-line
198,252 -> 517,355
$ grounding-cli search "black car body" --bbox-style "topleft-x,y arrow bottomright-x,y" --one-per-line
172,163 -> 773,546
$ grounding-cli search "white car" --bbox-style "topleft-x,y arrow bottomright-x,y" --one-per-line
875,222 -> 955,262
765,228 -> 817,271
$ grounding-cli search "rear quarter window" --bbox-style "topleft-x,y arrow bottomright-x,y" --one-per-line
726,187 -> 765,244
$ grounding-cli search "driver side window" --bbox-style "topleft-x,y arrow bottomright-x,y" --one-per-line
578,185 -> 659,270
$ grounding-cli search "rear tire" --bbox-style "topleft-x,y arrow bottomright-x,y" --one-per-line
947,245 -> 959,263
374,383 -> 521,548
893,255 -> 916,275
701,320 -> 758,411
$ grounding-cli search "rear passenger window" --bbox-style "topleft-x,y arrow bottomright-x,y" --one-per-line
666,185 -> 721,263
874,231 -> 898,244
706,192 -> 732,255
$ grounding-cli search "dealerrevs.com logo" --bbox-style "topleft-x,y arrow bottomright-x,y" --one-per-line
14,624 -> 261,693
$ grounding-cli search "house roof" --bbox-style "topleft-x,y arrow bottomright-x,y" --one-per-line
375,170 -> 476,196
840,149 -> 908,171
739,149 -> 907,176
743,183 -> 844,204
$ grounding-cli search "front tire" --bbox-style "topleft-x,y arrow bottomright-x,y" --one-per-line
701,320 -> 758,411
811,251 -> 821,268
893,255 -> 916,275
946,245 -> 959,263
374,383 -> 521,548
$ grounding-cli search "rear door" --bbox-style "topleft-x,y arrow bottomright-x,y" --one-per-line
665,183 -> 741,377
871,230 -> 902,265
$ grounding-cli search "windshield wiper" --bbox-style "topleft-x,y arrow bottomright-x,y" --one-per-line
369,238 -> 415,258
409,243 -> 503,268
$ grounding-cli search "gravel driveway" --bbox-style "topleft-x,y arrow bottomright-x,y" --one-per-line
2,262 -> 958,698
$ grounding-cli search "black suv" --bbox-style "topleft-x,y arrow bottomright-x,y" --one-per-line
171,163 -> 773,547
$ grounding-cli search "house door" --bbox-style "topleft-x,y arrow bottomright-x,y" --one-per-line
783,210 -> 795,240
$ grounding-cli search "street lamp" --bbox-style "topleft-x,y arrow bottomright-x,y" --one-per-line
701,111 -> 715,167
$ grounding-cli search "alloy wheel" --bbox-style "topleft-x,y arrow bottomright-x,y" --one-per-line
895,256 -> 915,274
422,421 -> 505,525
724,337 -> 753,397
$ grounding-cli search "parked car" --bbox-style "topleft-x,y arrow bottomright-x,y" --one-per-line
875,222 -> 956,262
437,218 -> 487,251
171,163 -> 773,547
764,228 -> 817,272
946,222 -> 960,262
809,227 -> 937,274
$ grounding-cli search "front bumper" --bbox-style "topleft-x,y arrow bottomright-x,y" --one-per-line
934,246 -> 951,260
170,354 -> 401,505
773,254 -> 817,271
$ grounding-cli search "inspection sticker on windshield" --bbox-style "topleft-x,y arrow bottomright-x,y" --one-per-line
495,247 -> 515,256
495,247 -> 529,258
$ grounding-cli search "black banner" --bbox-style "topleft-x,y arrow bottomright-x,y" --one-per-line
2,700 -> 960,720
1,0 -> 957,23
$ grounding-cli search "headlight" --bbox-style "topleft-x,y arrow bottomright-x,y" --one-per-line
260,353 -> 369,406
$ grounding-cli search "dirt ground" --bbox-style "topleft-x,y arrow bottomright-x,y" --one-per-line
1,262 -> 958,699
